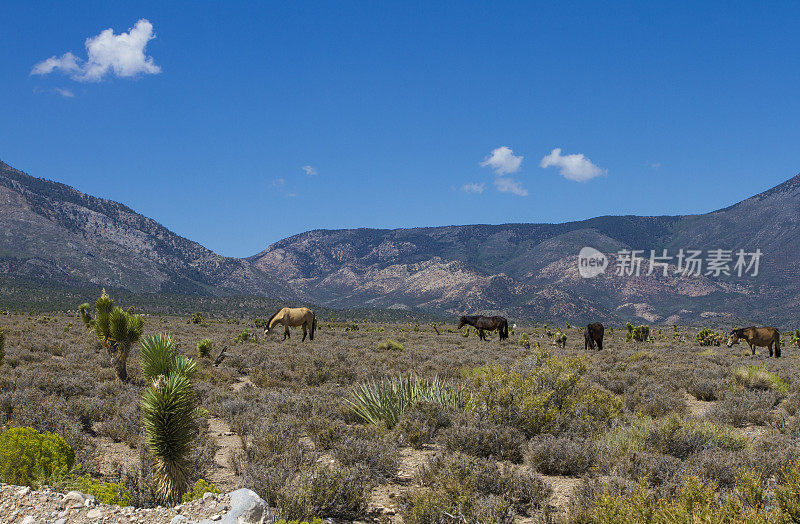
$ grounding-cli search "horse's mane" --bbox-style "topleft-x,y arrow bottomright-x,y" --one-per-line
267,308 -> 284,327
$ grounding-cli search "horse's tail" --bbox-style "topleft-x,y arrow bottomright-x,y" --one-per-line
501,319 -> 509,340
775,332 -> 781,358
311,314 -> 317,341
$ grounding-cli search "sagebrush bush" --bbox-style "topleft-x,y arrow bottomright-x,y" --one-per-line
331,432 -> 398,481
437,414 -> 525,463
406,452 -> 551,520
526,434 -> 598,475
394,401 -> 453,448
624,379 -> 686,417
708,386 -> 778,427
276,464 -> 371,521
0,427 -> 75,486
465,351 -> 621,437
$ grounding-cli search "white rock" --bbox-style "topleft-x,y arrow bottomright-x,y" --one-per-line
86,508 -> 103,519
171,516 -> 189,524
210,515 -> 221,521
54,519 -> 67,524
203,492 -> 214,501
17,486 -> 31,496
63,491 -> 86,509
20,516 -> 36,524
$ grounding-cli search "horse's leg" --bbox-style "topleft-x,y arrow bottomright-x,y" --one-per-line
285,327 -> 290,340
479,329 -> 485,341
302,323 -> 307,342
769,342 -> 774,358
597,338 -> 603,351
751,343 -> 756,357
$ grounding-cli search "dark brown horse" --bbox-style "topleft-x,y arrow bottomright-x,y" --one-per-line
584,322 -> 604,351
458,315 -> 509,341
727,326 -> 781,358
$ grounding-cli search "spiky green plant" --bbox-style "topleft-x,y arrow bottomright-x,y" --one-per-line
78,303 -> 94,329
84,290 -> 144,381
142,372 -> 196,504
140,332 -> 198,505
346,373 -> 463,428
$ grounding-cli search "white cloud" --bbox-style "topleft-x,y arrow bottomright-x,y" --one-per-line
461,182 -> 485,194
480,146 -> 523,174
540,148 -> 606,182
651,163 -> 661,168
494,177 -> 528,196
301,165 -> 317,176
31,19 -> 161,82
272,178 -> 285,187
54,88 -> 74,98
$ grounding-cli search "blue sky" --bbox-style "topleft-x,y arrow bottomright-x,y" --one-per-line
1,1 -> 799,257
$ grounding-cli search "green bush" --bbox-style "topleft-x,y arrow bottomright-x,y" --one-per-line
347,373 -> 464,428
0,427 -> 75,487
464,351 -> 621,437
63,474 -> 131,506
377,339 -> 404,351
189,312 -> 205,325
734,365 -> 788,395
182,478 -> 220,502
235,329 -> 253,343
196,339 -> 213,358
695,328 -> 723,347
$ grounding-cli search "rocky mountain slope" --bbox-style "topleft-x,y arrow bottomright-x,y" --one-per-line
2,157 -> 798,324
251,175 -> 800,324
0,160 -> 291,298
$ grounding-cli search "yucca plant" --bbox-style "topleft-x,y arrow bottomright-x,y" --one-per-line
346,373 -> 463,428
140,332 -> 198,505
84,290 -> 144,381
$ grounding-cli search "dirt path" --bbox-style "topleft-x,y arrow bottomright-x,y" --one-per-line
206,416 -> 243,492
97,436 -> 139,478
684,392 -> 715,418
539,475 -> 583,520
368,446 -> 438,522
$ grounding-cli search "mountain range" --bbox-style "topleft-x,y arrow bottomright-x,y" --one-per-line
2,159 -> 798,324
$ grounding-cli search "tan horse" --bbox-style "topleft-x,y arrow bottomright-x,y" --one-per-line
727,326 -> 781,358
265,307 -> 316,341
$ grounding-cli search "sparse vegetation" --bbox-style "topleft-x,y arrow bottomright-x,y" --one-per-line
626,322 -> 650,342
196,338 -> 212,358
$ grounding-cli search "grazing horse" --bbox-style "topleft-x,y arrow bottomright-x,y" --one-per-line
458,315 -> 509,341
265,307 -> 316,341
727,326 -> 781,358
584,322 -> 604,351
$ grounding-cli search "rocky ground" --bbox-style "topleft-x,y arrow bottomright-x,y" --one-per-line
0,484 -> 270,524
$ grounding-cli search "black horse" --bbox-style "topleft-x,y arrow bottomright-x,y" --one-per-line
584,322 -> 604,351
458,315 -> 509,341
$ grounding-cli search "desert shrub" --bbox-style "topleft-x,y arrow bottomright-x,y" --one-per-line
189,312 -> 205,325
235,329 -> 253,343
437,415 -> 525,463
346,373 -> 463,428
394,401 -> 453,448
331,433 -> 398,481
196,338 -> 212,358
465,351 -> 621,437
708,387 -> 779,428
686,370 -> 724,401
525,434 -> 598,475
776,461 -> 800,522
625,323 -> 650,342
624,379 -> 686,417
62,474 -> 132,506
377,338 -> 404,351
600,415 -> 746,463
405,452 -> 551,520
305,417 -> 348,450
276,464 -> 371,521
182,478 -> 219,502
554,332 -> 567,348
734,365 -> 788,394
588,474 -> 766,523
0,427 -> 75,486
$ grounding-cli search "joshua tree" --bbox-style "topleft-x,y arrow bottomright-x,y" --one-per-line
140,333 -> 198,504
83,290 -> 144,381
